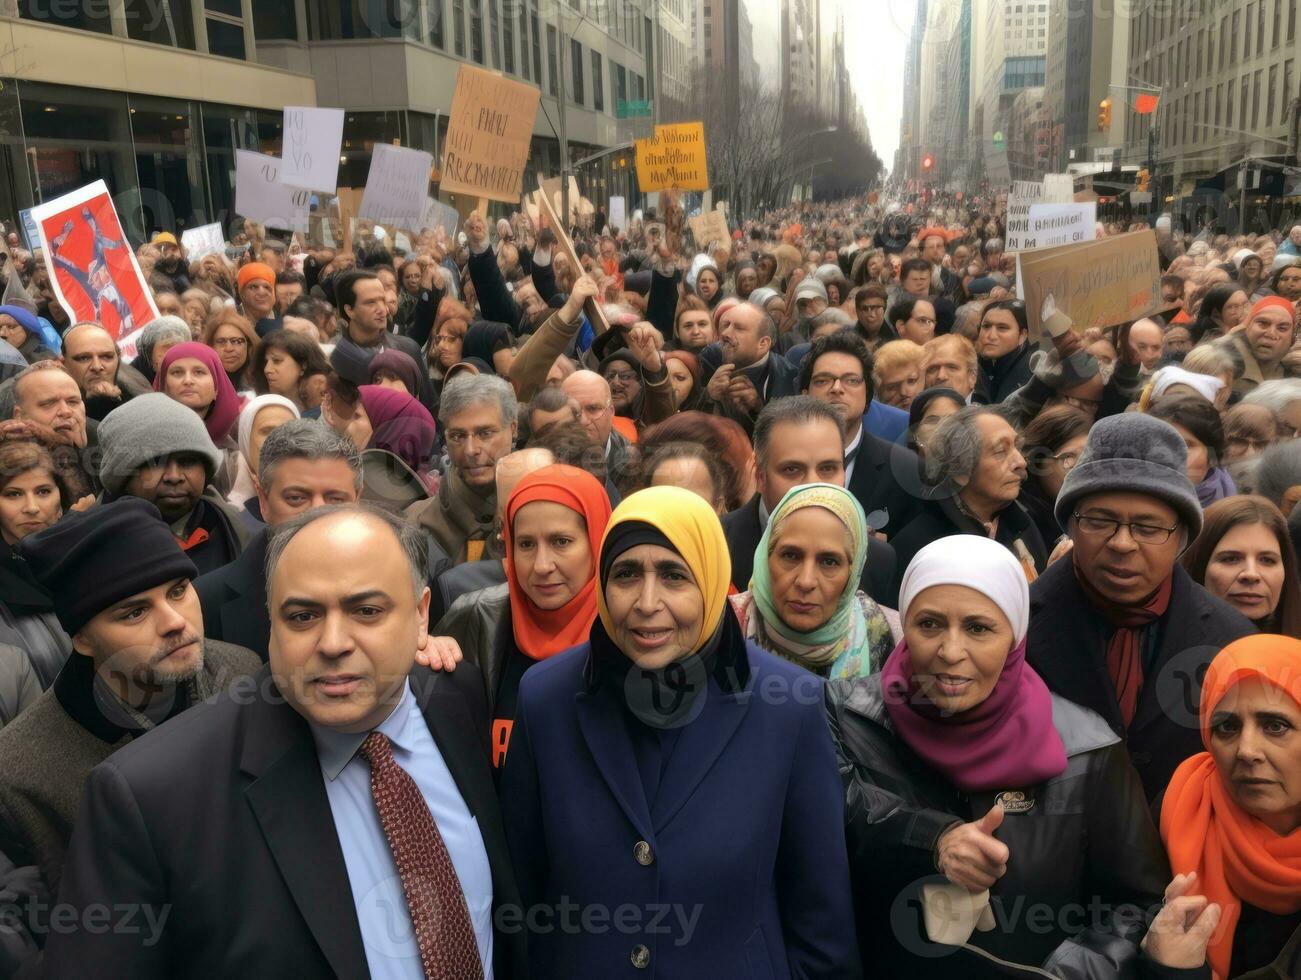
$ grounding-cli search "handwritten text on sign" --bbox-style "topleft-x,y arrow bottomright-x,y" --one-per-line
1021,202 -> 1097,251
440,65 -> 541,203
359,143 -> 433,231
636,122 -> 709,192
234,150 -> 311,232
280,106 -> 345,193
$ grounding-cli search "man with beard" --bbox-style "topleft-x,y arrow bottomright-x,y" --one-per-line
706,301 -> 797,435
150,233 -> 191,294
97,393 -> 249,574
0,499 -> 259,972
60,322 -> 152,419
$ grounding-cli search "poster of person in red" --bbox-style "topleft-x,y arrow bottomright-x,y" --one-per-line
30,180 -> 158,352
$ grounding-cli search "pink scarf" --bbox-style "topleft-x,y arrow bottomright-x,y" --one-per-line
881,636 -> 1067,793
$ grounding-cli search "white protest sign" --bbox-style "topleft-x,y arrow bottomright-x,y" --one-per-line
234,150 -> 311,232
420,197 -> 460,236
1043,173 -> 1075,200
359,143 -> 433,231
280,106 -> 345,192
609,196 -> 626,231
1006,178 -> 1072,252
1023,202 -> 1097,251
180,222 -> 225,260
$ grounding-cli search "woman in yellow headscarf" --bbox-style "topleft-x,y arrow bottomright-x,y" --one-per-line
1145,634 -> 1301,978
500,487 -> 858,979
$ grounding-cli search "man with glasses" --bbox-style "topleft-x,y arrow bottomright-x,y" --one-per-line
1028,414 -> 1255,802
799,330 -> 919,538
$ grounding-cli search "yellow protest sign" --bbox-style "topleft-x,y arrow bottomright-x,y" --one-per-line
439,64 -> 541,203
635,122 -> 709,192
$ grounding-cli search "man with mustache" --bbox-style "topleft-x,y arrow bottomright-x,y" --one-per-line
0,499 -> 259,971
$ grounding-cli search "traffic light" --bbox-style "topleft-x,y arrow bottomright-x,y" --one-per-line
1098,98 -> 1113,132
1136,168 -> 1150,192
921,154 -> 934,172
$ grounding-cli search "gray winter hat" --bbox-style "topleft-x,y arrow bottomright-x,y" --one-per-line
1054,413 -> 1203,539
98,392 -> 222,497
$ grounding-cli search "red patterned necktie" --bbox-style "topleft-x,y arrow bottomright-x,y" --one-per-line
360,731 -> 484,980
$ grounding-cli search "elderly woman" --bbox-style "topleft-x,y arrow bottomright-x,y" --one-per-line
891,405 -> 1047,587
502,487 -> 858,978
0,307 -> 54,364
1182,495 -> 1301,636
131,315 -> 193,383
1153,635 -> 1301,979
227,395 -> 299,515
730,484 -> 897,677
1255,440 -> 1301,517
828,535 -> 1172,977
437,464 -> 610,768
1241,378 -> 1301,440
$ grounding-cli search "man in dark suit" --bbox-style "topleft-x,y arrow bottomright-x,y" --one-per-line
706,302 -> 799,435
722,396 -> 899,607
0,500 -> 259,973
798,329 -> 921,539
48,506 -> 526,978
195,420 -> 361,660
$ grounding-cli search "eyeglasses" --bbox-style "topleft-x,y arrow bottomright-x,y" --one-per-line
603,370 -> 638,385
1050,450 -> 1080,470
810,372 -> 866,390
578,402 -> 612,418
1227,436 -> 1271,455
1072,513 -> 1179,545
434,334 -> 462,345
212,337 -> 247,348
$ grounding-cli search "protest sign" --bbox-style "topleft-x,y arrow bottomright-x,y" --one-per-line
635,122 -> 709,192
420,197 -> 460,236
688,207 -> 729,250
181,222 -> 225,260
235,150 -> 311,233
535,177 -> 610,335
30,180 -> 158,351
359,143 -> 433,230
440,64 -> 541,203
1017,230 -> 1162,343
609,196 -> 626,231
1020,202 -> 1097,251
280,106 -> 345,192
18,208 -> 37,250
335,187 -> 364,254
1005,177 -> 1072,252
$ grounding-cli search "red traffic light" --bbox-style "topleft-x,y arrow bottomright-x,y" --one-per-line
921,154 -> 935,171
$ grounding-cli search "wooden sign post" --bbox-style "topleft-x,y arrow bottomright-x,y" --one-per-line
534,177 -> 610,335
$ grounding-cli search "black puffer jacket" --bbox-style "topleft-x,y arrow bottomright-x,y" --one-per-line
826,675 -> 1201,980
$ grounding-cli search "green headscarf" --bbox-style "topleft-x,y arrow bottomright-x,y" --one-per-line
746,483 -> 893,677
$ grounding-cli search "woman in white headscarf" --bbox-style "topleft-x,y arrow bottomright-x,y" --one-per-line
227,394 -> 299,515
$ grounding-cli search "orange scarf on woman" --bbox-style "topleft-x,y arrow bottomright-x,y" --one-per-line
1160,635 -> 1301,980
505,465 -> 611,661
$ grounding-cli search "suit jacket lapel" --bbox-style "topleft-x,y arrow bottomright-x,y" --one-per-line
575,689 -> 654,841
240,685 -> 368,980
650,686 -> 749,830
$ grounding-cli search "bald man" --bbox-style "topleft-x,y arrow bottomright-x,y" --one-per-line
61,322 -> 152,419
427,448 -> 556,627
562,369 -> 635,486
1128,318 -> 1166,374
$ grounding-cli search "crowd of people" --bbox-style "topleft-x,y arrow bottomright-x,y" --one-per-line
0,187 -> 1298,979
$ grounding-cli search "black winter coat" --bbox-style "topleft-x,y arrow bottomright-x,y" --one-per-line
827,675 -> 1181,980
1028,560 -> 1256,802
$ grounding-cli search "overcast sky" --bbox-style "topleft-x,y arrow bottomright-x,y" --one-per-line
747,0 -> 915,175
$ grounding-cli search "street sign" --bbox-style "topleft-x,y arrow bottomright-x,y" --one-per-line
617,100 -> 653,119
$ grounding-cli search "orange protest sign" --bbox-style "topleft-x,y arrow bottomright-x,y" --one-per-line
635,122 -> 709,192
440,65 -> 540,203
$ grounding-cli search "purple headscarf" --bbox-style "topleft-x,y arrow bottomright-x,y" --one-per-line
357,384 -> 437,473
155,341 -> 241,443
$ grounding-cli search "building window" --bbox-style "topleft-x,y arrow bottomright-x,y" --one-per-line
1252,69 -> 1262,128
571,39 -> 585,105
489,0 -> 501,68
547,24 -> 559,98
470,0 -> 484,64
592,50 -> 604,112
1273,0 -> 1282,48
128,94 -> 209,235
127,0 -> 197,49
503,0 -> 515,73
307,0 -> 410,40
453,0 -> 466,56
1257,0 -> 1266,53
530,2 -> 541,83
614,61 -> 627,106
1267,63 -> 1278,124
18,0 -> 112,33
207,18 -> 246,58
430,0 -> 445,49
517,1 -> 528,78
254,0 -> 298,40
21,82 -> 136,216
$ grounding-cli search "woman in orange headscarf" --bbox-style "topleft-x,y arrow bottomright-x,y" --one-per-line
435,464 -> 611,768
1145,635 -> 1301,978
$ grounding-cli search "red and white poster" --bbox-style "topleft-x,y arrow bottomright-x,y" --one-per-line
30,180 -> 158,356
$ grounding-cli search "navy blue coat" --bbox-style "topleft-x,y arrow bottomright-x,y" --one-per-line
501,637 -> 861,980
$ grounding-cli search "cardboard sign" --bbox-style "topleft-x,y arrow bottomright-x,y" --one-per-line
181,222 -> 226,260
608,196 -> 626,231
688,207 -> 729,250
30,180 -> 159,351
335,187 -> 365,255
1005,178 -> 1072,252
534,177 -> 610,335
635,122 -> 709,192
359,143 -> 433,230
1021,202 -> 1097,251
1017,230 -> 1162,342
280,106 -> 345,192
235,150 -> 312,233
420,197 -> 460,236
440,64 -> 541,203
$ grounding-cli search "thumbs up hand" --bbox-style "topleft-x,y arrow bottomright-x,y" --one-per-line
935,804 -> 1011,894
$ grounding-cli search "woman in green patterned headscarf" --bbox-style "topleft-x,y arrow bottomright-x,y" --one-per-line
729,483 -> 899,678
